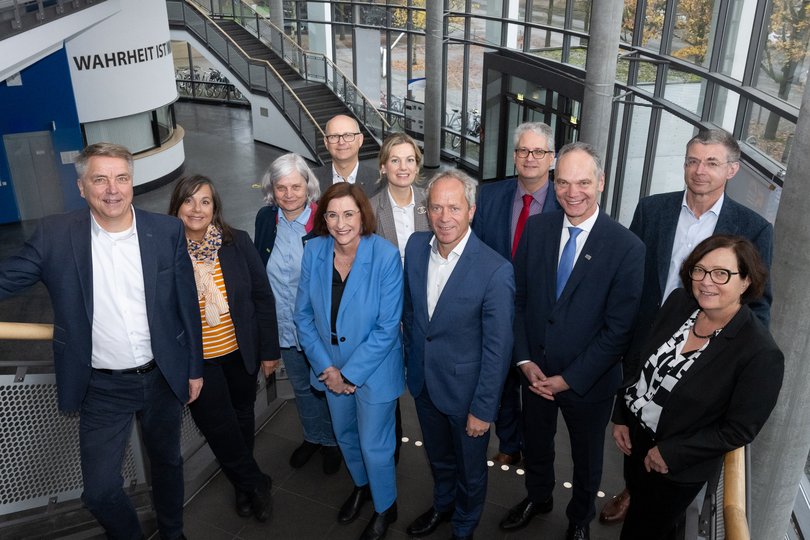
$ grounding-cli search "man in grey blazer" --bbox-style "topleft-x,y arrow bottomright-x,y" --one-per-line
314,114 -> 380,197
599,129 -> 774,524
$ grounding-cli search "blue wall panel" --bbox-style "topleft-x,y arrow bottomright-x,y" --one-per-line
0,48 -> 85,224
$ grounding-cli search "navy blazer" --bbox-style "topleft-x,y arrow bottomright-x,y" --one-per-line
218,228 -> 280,372
627,191 -> 773,362
403,231 -> 515,422
513,210 -> 645,401
472,177 -> 561,260
613,289 -> 783,483
0,208 -> 202,412
294,234 -> 404,403
314,163 -> 381,198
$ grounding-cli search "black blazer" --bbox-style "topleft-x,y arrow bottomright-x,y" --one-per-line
613,288 -> 784,483
219,228 -> 280,373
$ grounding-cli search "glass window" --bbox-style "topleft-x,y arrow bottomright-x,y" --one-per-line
650,112 -> 694,196
671,0 -> 717,68
743,103 -> 795,168
638,0 -> 666,53
614,98 -> 653,225
709,86 -> 741,131
755,0 -> 810,108
84,111 -> 156,154
620,0 -> 637,45
718,0 -> 757,80
571,1 -> 591,33
663,68 -> 706,115
531,0 -> 565,28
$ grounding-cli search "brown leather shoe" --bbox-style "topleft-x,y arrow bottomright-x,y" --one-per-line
599,488 -> 630,524
491,451 -> 521,465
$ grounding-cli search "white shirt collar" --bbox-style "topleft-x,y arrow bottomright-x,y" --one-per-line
562,205 -> 599,232
90,206 -> 137,240
429,226 -> 472,260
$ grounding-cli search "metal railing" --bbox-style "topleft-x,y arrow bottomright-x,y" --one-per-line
183,0 -> 389,142
167,0 -> 326,157
0,0 -> 106,40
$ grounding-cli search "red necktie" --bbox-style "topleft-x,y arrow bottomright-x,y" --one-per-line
512,194 -> 533,258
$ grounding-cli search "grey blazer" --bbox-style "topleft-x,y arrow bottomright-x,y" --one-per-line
371,185 -> 430,252
314,162 -> 381,198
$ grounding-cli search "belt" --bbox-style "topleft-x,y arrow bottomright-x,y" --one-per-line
94,359 -> 156,375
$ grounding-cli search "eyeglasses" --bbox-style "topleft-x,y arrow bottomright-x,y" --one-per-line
684,157 -> 734,170
515,148 -> 553,159
689,265 -> 740,285
324,210 -> 361,222
325,132 -> 361,144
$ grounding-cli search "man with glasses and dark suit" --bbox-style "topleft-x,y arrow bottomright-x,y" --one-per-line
315,114 -> 380,197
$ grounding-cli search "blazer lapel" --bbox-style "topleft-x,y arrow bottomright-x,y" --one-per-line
135,210 -> 158,320
556,212 -> 603,304
544,213 -> 564,302
410,236 -> 432,324
655,193 -> 683,295
675,305 -> 747,385
338,236 -> 372,318
71,210 -> 93,324
376,192 -> 398,249
429,233 -> 479,323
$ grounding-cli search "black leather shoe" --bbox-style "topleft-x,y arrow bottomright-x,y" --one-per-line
565,523 -> 590,540
406,507 -> 453,537
359,501 -> 397,540
322,445 -> 342,475
498,496 -> 553,531
338,484 -> 370,524
290,440 -> 321,468
235,488 -> 252,517
250,474 -> 273,522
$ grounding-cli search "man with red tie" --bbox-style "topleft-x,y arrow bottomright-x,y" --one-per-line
471,122 -> 560,465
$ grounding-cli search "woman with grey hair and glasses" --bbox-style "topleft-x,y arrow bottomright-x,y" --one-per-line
254,153 -> 342,475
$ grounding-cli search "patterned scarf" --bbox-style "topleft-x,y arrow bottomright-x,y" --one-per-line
187,224 -> 229,327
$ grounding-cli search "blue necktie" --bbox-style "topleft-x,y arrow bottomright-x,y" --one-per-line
556,227 -> 582,299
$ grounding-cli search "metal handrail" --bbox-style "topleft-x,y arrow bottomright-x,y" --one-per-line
723,447 -> 750,540
233,1 -> 388,131
170,0 -> 326,154
185,0 -> 389,139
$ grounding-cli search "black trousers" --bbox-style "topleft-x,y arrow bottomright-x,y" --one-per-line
189,349 -> 266,492
620,418 -> 705,540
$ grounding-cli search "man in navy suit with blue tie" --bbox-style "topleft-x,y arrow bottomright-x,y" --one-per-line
499,143 -> 645,540
0,143 -> 202,539
403,170 -> 515,540
472,121 -> 560,466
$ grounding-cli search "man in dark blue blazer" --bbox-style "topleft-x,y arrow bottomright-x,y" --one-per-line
500,143 -> 645,540
403,170 -> 515,540
0,144 -> 202,540
472,121 -> 561,466
599,129 -> 774,524
314,114 -> 381,197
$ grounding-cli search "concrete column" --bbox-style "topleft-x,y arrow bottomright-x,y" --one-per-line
579,0 -> 623,160
269,0 -> 283,31
423,0 -> 443,169
750,78 -> 810,540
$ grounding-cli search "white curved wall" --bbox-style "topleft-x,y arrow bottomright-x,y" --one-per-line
65,0 -> 177,123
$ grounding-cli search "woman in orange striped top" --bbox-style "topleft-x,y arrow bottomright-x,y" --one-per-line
169,175 -> 280,522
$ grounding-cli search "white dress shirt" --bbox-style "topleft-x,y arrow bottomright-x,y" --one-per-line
557,208 -> 600,266
388,187 -> 416,262
426,227 -> 472,320
332,161 -> 360,184
662,193 -> 724,301
89,208 -> 154,369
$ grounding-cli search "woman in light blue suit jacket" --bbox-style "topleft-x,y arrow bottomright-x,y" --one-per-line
295,182 -> 404,540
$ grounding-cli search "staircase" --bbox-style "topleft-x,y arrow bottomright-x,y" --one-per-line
201,19 -> 380,164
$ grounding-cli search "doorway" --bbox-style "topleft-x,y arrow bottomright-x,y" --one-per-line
3,132 -> 64,221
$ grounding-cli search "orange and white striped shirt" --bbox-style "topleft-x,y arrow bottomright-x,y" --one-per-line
199,258 -> 239,359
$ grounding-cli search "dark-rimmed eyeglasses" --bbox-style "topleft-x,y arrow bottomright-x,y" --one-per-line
684,157 -> 733,170
689,265 -> 739,285
514,148 -> 553,159
325,132 -> 361,144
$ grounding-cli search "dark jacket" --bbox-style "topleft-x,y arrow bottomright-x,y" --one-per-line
613,288 -> 784,483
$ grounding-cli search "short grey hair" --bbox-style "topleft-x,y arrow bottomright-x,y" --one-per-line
556,141 -> 604,178
260,153 -> 321,205
513,122 -> 555,152
425,168 -> 478,209
687,129 -> 741,163
75,143 -> 133,179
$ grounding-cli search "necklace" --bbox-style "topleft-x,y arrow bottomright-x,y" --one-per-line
691,324 -> 720,340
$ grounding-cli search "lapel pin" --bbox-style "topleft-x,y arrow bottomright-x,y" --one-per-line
584,254 -> 592,260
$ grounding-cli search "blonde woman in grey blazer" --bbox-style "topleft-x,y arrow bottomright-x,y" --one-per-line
370,132 -> 430,264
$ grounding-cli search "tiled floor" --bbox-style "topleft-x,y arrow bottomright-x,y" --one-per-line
0,102 -> 624,539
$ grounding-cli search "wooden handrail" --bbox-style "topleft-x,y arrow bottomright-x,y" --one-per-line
0,322 -> 53,340
724,447 -> 750,540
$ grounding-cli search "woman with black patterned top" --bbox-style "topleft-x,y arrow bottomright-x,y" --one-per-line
611,235 -> 783,540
